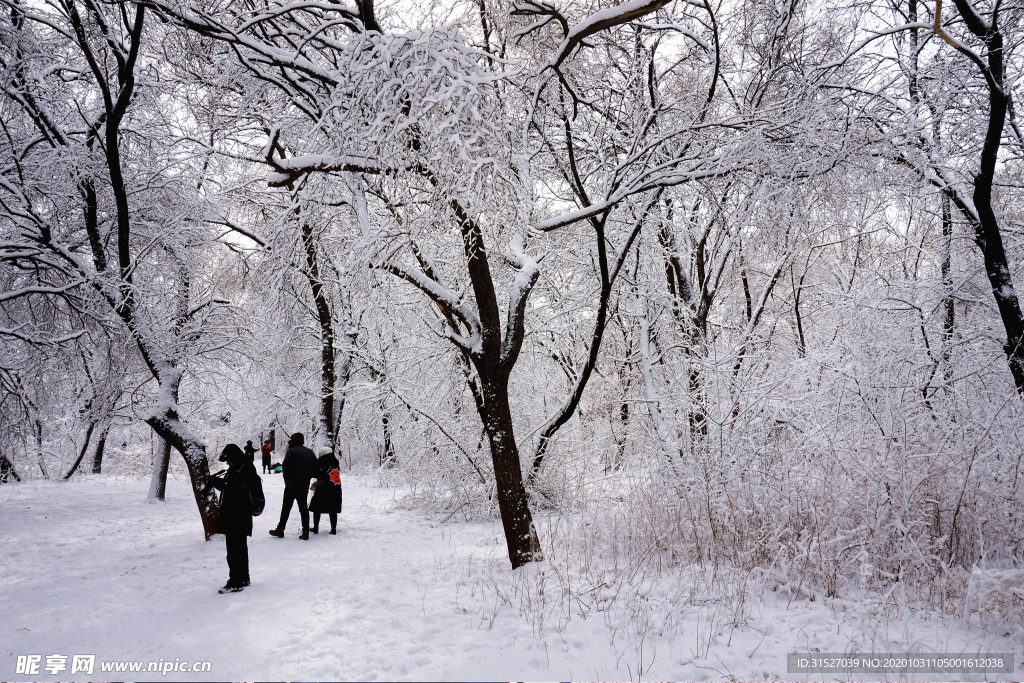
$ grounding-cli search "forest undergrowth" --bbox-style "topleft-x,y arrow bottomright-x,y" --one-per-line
393,380 -> 1024,645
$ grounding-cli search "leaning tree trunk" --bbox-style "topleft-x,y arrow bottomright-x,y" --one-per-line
968,14 -> 1024,392
143,365 -> 218,539
528,194 -> 655,483
147,407 -> 218,539
969,157 -> 1024,391
63,421 -> 97,480
91,425 -> 109,474
938,0 -> 1024,393
16,0 -> 218,536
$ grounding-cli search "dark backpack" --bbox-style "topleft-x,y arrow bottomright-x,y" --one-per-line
247,473 -> 266,516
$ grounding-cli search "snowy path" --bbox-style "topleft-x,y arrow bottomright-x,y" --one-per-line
1,474 -> 508,681
2,475 -> 1020,681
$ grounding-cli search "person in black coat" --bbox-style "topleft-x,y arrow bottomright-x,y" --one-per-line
243,440 -> 257,462
268,432 -> 317,540
209,444 -> 263,593
309,449 -> 342,534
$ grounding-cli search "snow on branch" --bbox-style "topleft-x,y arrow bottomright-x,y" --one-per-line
814,22 -> 933,74
186,297 -> 231,318
232,0 -> 361,32
381,262 -> 483,355
548,0 -> 672,68
529,157 -> 747,232
0,326 -> 86,346
140,0 -> 360,106
500,233 -> 542,367
0,282 -> 86,304
264,127 -> 383,187
511,0 -> 570,42
637,22 -> 710,51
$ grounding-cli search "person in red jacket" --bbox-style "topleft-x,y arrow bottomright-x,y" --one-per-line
260,440 -> 272,473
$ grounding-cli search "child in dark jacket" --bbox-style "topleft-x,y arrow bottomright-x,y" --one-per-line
309,448 -> 342,534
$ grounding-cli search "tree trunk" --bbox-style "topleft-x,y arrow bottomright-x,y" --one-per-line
91,426 -> 108,474
34,419 -> 47,478
147,438 -> 171,501
0,452 -> 21,482
530,213 -> 614,479
657,206 -> 716,451
19,0 -> 220,535
727,249 -> 791,421
380,400 -> 396,468
63,421 -> 97,480
528,197 -> 651,482
147,406 -> 218,539
612,322 -> 633,472
636,294 -> 681,470
144,367 -> 218,538
791,264 -> 808,358
331,276 -> 358,452
375,178 -> 544,568
969,197 -> 1024,392
146,369 -> 180,503
943,0 -> 1024,393
940,192 -> 955,375
688,361 -> 708,449
299,213 -> 337,447
969,79 -> 1024,392
478,374 -> 542,568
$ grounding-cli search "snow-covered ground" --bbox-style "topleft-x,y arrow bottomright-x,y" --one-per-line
1,474 -> 1019,681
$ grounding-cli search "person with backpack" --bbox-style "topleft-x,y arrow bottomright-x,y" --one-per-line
309,448 -> 342,535
209,443 -> 264,593
268,432 -> 316,540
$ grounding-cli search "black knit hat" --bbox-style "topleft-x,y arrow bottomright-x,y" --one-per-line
219,443 -> 245,463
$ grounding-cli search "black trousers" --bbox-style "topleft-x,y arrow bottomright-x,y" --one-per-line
313,512 -> 337,532
224,533 -> 249,586
278,485 -> 309,531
